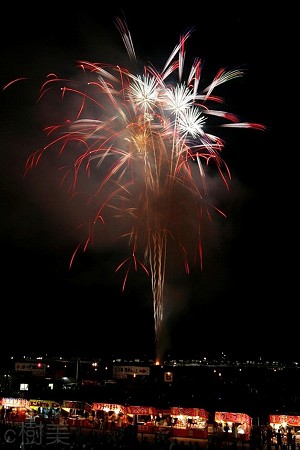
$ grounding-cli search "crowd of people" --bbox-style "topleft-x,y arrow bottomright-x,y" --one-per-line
0,419 -> 299,449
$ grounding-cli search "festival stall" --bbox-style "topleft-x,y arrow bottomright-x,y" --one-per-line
269,414 -> 300,431
91,402 -> 127,430
62,400 -> 92,427
126,405 -> 158,434
29,399 -> 61,424
170,407 -> 209,439
0,397 -> 31,422
128,405 -> 209,439
269,414 -> 300,443
214,411 -> 252,441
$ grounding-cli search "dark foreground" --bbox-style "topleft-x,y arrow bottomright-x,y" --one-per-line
2,423 -> 299,449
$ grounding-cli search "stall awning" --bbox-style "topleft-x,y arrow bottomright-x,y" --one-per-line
215,411 -> 252,425
1,398 -> 30,408
62,401 -> 84,409
29,399 -> 60,409
92,403 -> 126,414
126,406 -> 157,415
270,415 -> 300,427
171,407 -> 209,419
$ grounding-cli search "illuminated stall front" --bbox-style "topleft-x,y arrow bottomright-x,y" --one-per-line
269,414 -> 300,443
129,405 -> 209,439
126,405 -> 158,434
170,407 -> 209,439
29,399 -> 61,424
62,400 -> 92,427
91,402 -> 127,430
269,414 -> 300,431
1,397 -> 31,422
214,411 -> 252,441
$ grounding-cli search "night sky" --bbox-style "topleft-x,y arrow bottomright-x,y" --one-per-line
1,5 -> 282,361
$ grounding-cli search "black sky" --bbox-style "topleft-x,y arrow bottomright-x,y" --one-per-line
1,5 -> 283,361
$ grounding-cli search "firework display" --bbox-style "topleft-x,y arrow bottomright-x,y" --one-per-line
4,17 -> 265,356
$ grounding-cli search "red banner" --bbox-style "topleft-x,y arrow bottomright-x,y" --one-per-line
126,406 -> 157,415
215,412 -> 252,425
270,415 -> 300,427
92,403 -> 126,414
1,398 -> 30,408
62,401 -> 83,409
171,407 -> 209,419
